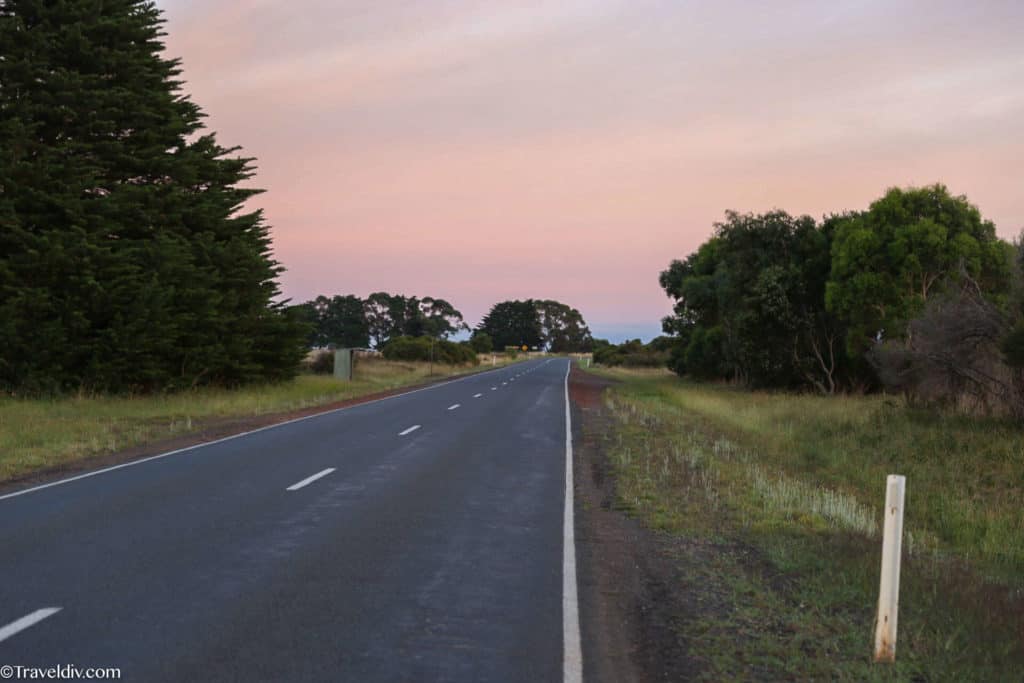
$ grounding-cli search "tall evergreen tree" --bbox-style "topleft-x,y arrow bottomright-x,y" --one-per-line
0,0 -> 305,393
476,300 -> 545,350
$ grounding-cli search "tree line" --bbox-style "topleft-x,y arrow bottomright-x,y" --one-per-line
657,185 -> 1024,415
291,295 -> 594,357
289,293 -> 468,350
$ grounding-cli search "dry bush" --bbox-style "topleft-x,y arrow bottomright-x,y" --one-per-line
869,281 -> 1024,417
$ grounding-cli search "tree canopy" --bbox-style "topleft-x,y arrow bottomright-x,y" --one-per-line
293,295 -> 369,349
660,210 -> 843,389
291,292 -> 467,349
0,0 -> 305,393
476,299 -> 592,351
826,184 -> 1010,352
660,186 -> 1015,396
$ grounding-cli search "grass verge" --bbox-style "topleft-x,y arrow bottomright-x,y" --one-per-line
0,357 -> 506,484
587,365 -> 1023,680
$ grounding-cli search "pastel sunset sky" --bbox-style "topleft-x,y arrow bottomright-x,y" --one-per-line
158,1 -> 1024,342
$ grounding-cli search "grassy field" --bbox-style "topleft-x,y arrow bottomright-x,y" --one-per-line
586,366 -> 1023,680
0,357 -> 512,484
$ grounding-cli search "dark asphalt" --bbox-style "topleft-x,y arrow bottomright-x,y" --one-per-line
0,358 -> 573,682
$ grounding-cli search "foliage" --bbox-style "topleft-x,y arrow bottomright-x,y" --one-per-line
826,184 -> 1011,353
536,300 -> 594,352
592,338 -> 668,367
477,299 -> 592,351
364,292 -> 467,348
869,277 -> 1024,416
660,187 -> 1015,397
477,300 -> 544,350
381,336 -> 478,365
292,295 -> 369,349
0,0 -> 306,393
418,296 -> 469,339
660,210 -> 846,390
469,331 -> 493,354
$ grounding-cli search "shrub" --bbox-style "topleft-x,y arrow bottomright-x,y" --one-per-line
869,282 -> 1024,416
470,332 -> 494,353
382,337 -> 478,365
593,338 -> 670,368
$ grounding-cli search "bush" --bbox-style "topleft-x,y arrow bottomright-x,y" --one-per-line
382,337 -> 479,365
470,332 -> 494,353
593,338 -> 670,368
869,283 -> 1023,416
308,351 -> 335,375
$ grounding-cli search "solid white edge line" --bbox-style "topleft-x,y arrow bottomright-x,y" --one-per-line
447,404 -> 460,411
0,361 -> 532,503
398,425 -> 421,436
0,608 -> 62,644
285,467 -> 336,492
563,359 -> 583,683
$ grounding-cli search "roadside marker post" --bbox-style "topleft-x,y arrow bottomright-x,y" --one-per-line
874,474 -> 906,663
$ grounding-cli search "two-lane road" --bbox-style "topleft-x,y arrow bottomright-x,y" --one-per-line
0,358 -> 581,682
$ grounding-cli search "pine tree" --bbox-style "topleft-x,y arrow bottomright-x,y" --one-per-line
0,0 -> 305,393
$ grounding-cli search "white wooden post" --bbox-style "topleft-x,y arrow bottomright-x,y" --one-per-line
874,474 -> 906,663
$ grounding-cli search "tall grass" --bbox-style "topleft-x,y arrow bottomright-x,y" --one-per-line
596,367 -> 1024,580
0,359 -> 492,483
590,367 -> 1024,678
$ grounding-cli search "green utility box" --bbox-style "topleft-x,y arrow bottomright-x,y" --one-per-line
333,348 -> 354,381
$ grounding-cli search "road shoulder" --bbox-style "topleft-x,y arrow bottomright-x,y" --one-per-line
0,368 -> 501,496
569,367 -> 699,681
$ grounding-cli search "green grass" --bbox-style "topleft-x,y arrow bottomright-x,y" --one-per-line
588,366 -> 1024,680
0,358 -> 500,483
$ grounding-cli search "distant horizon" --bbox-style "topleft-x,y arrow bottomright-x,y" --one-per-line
159,0 -> 1024,337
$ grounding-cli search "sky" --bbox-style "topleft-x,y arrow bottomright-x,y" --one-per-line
157,1 -> 1024,343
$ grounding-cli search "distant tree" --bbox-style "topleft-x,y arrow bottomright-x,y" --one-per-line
646,336 -> 677,353
477,300 -> 544,350
477,299 -> 592,351
363,292 -> 467,347
321,295 -> 369,348
827,185 -> 1011,353
592,338 -> 668,367
293,295 -> 368,348
469,332 -> 494,354
364,292 -> 396,348
418,297 -> 469,339
0,0 -> 305,393
536,300 -> 593,352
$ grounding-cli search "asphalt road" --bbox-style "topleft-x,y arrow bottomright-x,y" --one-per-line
0,358 -> 579,682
